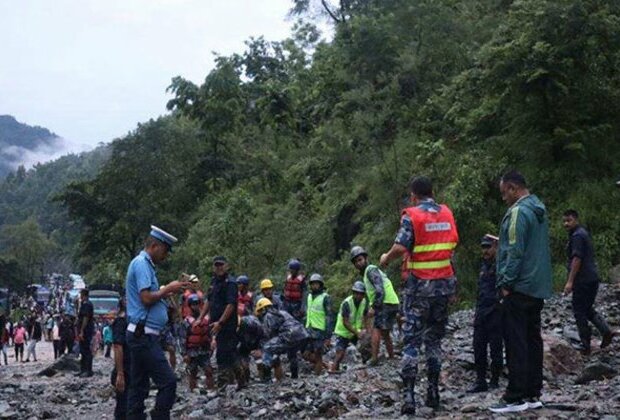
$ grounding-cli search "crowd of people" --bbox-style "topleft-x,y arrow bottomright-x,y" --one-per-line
2,170 -> 617,420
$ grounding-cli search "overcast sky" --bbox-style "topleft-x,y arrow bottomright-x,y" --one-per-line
0,0 -> 303,158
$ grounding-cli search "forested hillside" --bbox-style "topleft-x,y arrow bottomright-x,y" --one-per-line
0,146 -> 109,289
57,0 -> 620,305
0,115 -> 59,177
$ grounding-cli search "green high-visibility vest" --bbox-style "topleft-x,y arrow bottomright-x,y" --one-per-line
363,265 -> 399,306
306,292 -> 327,331
334,295 -> 368,339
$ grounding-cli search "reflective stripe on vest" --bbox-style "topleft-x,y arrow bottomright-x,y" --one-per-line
334,296 -> 367,339
363,265 -> 400,306
402,204 -> 458,280
305,292 -> 327,331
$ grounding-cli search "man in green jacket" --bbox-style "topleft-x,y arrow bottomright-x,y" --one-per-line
490,170 -> 552,414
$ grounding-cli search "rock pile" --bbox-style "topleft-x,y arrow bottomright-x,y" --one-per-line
0,282 -> 619,419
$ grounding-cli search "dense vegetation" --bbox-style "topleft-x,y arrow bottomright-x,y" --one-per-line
0,147 -> 109,290
4,0 -> 620,306
0,115 -> 59,177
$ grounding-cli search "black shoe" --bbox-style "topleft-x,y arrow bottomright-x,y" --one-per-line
74,371 -> 85,377
401,402 -> 416,415
83,371 -> 94,378
601,332 -> 613,349
467,381 -> 488,393
488,400 -> 528,413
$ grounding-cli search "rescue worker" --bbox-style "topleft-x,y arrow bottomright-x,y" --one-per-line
237,315 -> 266,382
197,256 -> 244,389
236,275 -> 254,317
282,259 -> 306,321
468,235 -> 503,393
256,298 -> 309,381
562,209 -> 613,354
180,294 -> 213,391
254,279 -> 283,311
304,273 -> 333,375
380,176 -> 459,415
350,246 -> 399,366
329,281 -> 370,373
181,287 -> 204,319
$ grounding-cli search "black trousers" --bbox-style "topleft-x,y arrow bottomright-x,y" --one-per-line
111,368 -> 130,420
501,292 -> 544,402
473,309 -> 503,381
572,281 -> 610,349
53,340 -> 62,359
216,329 -> 239,369
80,335 -> 93,373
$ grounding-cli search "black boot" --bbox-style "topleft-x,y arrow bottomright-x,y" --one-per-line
401,378 -> 416,415
426,369 -> 440,409
489,365 -> 501,389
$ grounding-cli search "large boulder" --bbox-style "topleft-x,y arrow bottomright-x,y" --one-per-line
543,333 -> 583,375
37,354 -> 80,377
575,362 -> 618,384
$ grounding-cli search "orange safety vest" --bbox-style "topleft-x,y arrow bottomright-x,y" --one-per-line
283,274 -> 305,301
237,291 -> 253,316
185,316 -> 210,349
402,204 -> 458,280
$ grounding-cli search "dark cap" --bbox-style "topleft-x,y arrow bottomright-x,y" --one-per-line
212,256 -> 228,264
480,234 -> 499,246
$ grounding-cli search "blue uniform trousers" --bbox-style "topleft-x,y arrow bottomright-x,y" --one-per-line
127,332 -> 176,420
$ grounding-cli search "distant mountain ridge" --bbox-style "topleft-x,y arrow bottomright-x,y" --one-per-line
0,114 -> 60,177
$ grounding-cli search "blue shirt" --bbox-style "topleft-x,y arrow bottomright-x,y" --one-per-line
125,250 -> 168,331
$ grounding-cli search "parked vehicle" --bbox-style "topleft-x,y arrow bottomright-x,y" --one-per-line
0,288 -> 9,316
89,289 -> 121,322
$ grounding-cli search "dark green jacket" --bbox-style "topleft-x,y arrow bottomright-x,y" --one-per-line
497,194 -> 552,299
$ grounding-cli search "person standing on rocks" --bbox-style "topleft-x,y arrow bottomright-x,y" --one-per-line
351,246 -> 399,366
13,321 -> 26,362
125,226 -> 192,420
197,256 -> 245,389
103,321 -> 113,358
75,289 -> 94,376
562,209 -> 613,354
282,259 -> 307,322
1,314 -> 10,365
25,315 -> 42,362
111,297 -> 130,420
489,170 -> 552,414
236,275 -> 254,317
59,314 -> 75,356
329,280 -> 370,373
379,175 -> 459,415
256,297 -> 309,381
179,294 -> 214,391
52,315 -> 62,360
468,234 -> 503,393
304,273 -> 334,375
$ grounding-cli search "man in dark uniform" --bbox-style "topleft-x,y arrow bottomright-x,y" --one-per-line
562,209 -> 613,354
76,288 -> 94,377
198,256 -> 244,388
468,234 -> 503,393
111,297 -> 130,420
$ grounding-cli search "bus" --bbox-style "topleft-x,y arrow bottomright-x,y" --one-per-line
89,290 -> 121,322
26,284 -> 51,307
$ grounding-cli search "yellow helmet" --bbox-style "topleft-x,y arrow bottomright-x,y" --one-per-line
255,297 -> 273,315
260,279 -> 274,290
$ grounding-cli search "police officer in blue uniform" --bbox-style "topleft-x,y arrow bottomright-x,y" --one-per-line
125,226 -> 192,420
468,234 -> 503,393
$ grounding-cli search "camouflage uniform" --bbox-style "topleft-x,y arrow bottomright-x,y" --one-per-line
396,202 -> 456,409
260,308 -> 309,378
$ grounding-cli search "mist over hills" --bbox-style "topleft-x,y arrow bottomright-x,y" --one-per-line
0,115 -> 62,177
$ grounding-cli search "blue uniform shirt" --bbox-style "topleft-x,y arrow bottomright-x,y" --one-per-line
125,250 -> 168,331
